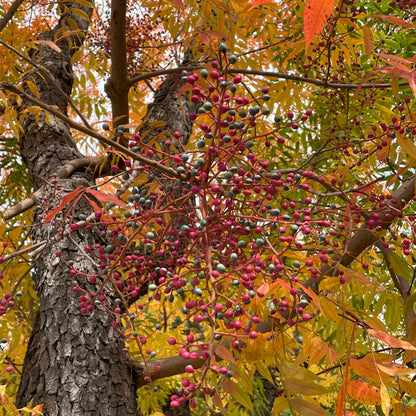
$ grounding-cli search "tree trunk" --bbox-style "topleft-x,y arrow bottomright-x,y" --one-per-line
14,1 -> 199,413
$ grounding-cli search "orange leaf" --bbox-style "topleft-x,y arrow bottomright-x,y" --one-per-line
377,362 -> 415,376
347,380 -> 381,406
368,328 -> 416,351
248,0 -> 275,11
405,406 -> 416,415
363,27 -> 373,56
335,372 -> 347,416
215,344 -> 235,362
223,378 -> 237,394
373,14 -> 415,28
290,398 -> 331,415
350,357 -> 391,385
399,378 -> 416,397
303,0 -> 336,47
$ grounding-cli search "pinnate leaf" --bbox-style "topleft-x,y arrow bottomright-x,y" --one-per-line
304,0 -> 336,47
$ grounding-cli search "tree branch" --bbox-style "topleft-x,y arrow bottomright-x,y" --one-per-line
105,0 -> 129,132
2,82 -> 185,180
128,66 -> 409,90
0,0 -> 25,33
305,174 -> 416,288
0,39 -> 92,129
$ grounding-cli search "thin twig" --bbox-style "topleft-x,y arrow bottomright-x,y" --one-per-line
128,66 -> 409,90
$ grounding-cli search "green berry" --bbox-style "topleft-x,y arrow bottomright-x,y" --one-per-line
219,43 -> 227,53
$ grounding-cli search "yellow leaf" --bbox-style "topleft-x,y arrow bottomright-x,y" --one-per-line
278,361 -> 320,381
396,131 -> 416,160
391,75 -> 400,99
380,382 -> 391,416
273,397 -> 289,415
290,398 -> 331,416
233,382 -> 254,412
392,401 -> 403,416
377,362 -> 416,376
284,378 -> 328,395
399,378 -> 416,396
25,80 -> 40,99
320,297 -> 340,323
255,360 -> 274,384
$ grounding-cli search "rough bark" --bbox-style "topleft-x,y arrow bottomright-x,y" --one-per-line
15,2 -> 140,415
15,1 -> 200,413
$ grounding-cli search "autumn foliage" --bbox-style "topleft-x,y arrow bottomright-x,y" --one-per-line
0,0 -> 416,415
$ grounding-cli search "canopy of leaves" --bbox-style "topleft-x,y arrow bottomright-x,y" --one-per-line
0,0 -> 416,415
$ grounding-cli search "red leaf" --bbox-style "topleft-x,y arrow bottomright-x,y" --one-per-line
85,189 -> 126,208
304,0 -> 336,47
170,0 -> 183,8
44,185 -> 84,223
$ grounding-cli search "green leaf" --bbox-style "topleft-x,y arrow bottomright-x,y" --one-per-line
388,251 -> 414,282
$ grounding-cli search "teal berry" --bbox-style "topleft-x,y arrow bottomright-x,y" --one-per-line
200,69 -> 209,78
219,43 -> 227,53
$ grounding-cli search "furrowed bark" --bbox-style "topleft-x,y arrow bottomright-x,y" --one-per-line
15,0 -> 200,412
15,2 -> 140,415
